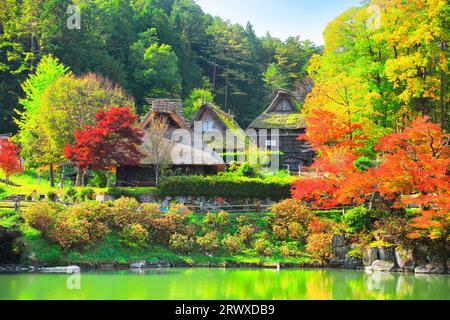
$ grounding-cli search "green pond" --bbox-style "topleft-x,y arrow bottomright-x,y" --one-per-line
0,268 -> 449,300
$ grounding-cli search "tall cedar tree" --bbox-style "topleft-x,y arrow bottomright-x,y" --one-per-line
64,107 -> 144,178
0,139 -> 22,184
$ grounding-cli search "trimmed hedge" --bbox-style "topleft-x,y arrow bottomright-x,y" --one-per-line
107,187 -> 157,200
156,176 -> 294,199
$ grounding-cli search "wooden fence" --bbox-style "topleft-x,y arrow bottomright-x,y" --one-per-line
0,196 -> 356,215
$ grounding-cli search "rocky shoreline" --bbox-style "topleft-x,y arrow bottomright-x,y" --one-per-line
1,259 -> 449,274
329,235 -> 449,275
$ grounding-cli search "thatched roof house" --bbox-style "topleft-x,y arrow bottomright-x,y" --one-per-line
248,89 -> 314,173
248,89 -> 306,130
191,103 -> 247,151
116,99 -> 225,186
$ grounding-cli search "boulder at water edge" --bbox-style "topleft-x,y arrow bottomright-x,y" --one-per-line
415,263 -> 445,274
395,246 -> 415,272
363,248 -> 379,267
371,260 -> 395,272
40,266 -> 80,273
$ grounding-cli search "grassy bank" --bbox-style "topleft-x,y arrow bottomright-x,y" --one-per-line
15,207 -> 316,266
22,231 -> 313,267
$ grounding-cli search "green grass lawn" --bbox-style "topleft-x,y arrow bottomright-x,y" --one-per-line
0,171 -> 108,200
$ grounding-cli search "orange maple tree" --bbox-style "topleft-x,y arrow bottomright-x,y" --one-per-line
292,109 -> 368,209
372,117 -> 449,240
293,113 -> 450,240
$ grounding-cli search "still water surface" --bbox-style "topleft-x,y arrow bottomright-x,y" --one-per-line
0,268 -> 448,300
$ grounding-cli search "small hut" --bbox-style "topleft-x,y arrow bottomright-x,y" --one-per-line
116,99 -> 225,186
247,89 -> 314,173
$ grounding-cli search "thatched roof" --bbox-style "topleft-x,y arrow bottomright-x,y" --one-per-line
141,99 -> 189,130
192,103 -> 247,144
248,89 -> 306,130
192,103 -> 240,131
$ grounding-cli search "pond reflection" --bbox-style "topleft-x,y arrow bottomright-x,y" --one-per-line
0,268 -> 448,300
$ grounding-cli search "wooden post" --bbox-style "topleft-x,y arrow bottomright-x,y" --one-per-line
14,197 -> 20,212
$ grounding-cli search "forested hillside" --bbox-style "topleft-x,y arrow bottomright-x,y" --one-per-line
0,0 -> 319,132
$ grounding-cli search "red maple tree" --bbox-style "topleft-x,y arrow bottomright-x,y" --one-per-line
293,113 -> 450,240
0,139 -> 22,184
371,117 -> 449,240
292,109 -> 368,209
64,107 -> 144,173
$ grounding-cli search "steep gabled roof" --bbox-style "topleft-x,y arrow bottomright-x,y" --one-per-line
248,89 -> 306,130
140,98 -> 189,130
192,103 -> 241,131
192,103 -> 247,145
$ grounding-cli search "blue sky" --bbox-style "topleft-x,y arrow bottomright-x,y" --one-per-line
195,0 -> 362,45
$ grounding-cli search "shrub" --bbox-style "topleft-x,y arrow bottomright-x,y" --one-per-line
279,242 -> 299,257
46,191 -> 58,202
157,175 -> 293,199
120,223 -> 149,249
169,233 -> 195,254
68,203 -> 111,242
343,206 -> 372,232
238,225 -> 254,243
22,202 -> 62,235
89,171 -> 109,188
217,211 -> 230,227
308,217 -> 336,234
197,231 -> 220,254
63,188 -> 78,202
222,235 -> 243,254
48,204 -> 111,250
271,199 -> 312,241
147,204 -> 190,244
253,239 -> 274,256
112,197 -> 140,228
306,233 -> 334,264
204,212 -> 216,225
237,162 -> 257,177
78,188 -> 95,201
48,213 -> 91,250
373,214 -> 414,245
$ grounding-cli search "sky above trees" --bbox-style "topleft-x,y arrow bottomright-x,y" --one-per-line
195,0 -> 361,45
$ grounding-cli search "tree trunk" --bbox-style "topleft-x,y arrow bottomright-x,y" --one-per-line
224,61 -> 229,109
49,163 -> 55,188
75,170 -> 82,186
81,171 -> 86,187
212,59 -> 217,97
155,164 -> 159,186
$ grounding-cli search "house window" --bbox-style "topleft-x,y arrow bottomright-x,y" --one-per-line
202,120 -> 214,132
265,140 -> 277,147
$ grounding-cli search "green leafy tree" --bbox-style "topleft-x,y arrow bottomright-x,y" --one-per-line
38,73 -> 133,185
183,88 -> 214,120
